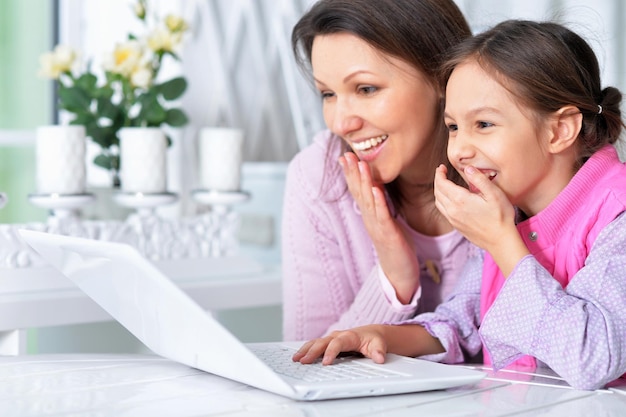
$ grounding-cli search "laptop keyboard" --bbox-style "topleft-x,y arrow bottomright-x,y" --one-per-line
250,345 -> 402,382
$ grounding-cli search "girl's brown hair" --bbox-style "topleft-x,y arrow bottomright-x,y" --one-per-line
441,20 -> 624,166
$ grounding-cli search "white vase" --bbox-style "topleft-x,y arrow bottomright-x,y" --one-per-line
36,125 -> 86,195
198,127 -> 244,191
119,127 -> 167,193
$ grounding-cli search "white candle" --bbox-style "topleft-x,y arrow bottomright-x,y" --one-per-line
36,125 -> 86,194
199,127 -> 244,191
119,127 -> 167,193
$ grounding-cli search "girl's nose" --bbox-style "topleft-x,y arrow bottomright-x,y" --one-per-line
447,131 -> 474,166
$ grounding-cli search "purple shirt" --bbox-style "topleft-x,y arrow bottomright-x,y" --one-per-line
405,145 -> 626,390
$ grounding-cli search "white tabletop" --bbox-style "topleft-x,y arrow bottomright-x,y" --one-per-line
1,354 -> 624,416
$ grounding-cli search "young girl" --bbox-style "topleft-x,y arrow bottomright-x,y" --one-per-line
293,19 -> 626,391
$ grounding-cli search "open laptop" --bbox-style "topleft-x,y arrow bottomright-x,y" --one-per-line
19,229 -> 486,401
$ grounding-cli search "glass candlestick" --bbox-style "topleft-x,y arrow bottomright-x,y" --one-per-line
191,189 -> 250,257
27,192 -> 95,236
112,191 -> 178,260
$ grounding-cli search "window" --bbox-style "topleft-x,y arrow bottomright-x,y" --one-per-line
0,0 -> 55,222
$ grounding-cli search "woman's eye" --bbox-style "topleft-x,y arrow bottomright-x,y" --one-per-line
320,91 -> 334,100
358,86 -> 377,95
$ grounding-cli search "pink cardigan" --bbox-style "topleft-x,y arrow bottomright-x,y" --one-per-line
281,130 -> 475,341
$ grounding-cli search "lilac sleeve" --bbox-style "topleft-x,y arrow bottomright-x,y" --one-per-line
400,251 -> 484,364
481,212 -> 626,390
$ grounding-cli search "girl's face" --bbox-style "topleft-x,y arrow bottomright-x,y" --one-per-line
444,60 -> 567,216
311,33 -> 440,185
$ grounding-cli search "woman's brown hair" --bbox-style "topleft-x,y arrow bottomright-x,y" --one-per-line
292,0 -> 471,208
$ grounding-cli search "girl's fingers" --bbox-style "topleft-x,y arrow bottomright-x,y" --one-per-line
463,165 -> 494,198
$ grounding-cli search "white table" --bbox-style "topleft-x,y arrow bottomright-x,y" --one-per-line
1,353 -> 624,416
0,257 -> 282,355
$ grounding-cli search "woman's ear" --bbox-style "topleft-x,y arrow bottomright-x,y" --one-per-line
547,105 -> 582,154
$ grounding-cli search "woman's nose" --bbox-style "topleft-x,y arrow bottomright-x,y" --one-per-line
329,99 -> 362,137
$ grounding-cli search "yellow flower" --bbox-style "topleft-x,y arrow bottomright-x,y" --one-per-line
164,14 -> 188,33
38,44 -> 77,79
147,27 -> 182,54
133,0 -> 146,20
103,40 -> 145,77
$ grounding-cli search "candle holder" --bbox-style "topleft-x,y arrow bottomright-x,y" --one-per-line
28,192 -> 95,219
112,191 -> 178,260
27,192 -> 96,236
191,189 -> 250,257
112,191 -> 178,217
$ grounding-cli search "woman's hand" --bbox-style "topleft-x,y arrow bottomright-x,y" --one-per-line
434,164 -> 529,276
339,152 -> 420,303
292,323 -> 444,365
293,325 -> 388,365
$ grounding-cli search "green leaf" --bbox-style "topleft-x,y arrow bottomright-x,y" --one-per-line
95,85 -> 114,100
70,112 -> 96,126
164,108 -> 188,127
88,126 -> 118,149
157,77 -> 187,100
75,73 -> 98,92
97,97 -> 119,120
93,153 -> 113,170
58,86 -> 91,112
137,93 -> 167,125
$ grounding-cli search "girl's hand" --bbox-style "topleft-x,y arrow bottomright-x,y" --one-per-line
434,164 -> 529,276
339,153 -> 420,303
292,325 -> 388,365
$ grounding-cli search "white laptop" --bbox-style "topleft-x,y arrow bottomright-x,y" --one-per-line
19,229 -> 486,401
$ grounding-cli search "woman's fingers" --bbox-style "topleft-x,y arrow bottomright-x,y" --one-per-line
292,327 -> 388,366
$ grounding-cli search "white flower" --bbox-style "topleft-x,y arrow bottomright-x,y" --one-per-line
134,1 -> 146,20
103,40 -> 145,77
147,27 -> 183,54
38,44 -> 77,79
130,65 -> 153,88
164,14 -> 188,33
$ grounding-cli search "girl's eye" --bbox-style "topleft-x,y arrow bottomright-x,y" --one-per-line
477,121 -> 494,129
358,86 -> 377,95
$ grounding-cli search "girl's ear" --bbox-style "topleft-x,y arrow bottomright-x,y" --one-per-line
547,105 -> 582,154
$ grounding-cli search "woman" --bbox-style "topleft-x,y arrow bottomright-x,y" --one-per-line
282,0 -> 475,341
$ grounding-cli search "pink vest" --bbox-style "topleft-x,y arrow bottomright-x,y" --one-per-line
480,145 -> 626,368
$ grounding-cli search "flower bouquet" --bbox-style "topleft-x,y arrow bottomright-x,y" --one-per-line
38,0 -> 189,186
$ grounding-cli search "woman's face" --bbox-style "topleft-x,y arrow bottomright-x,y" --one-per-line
311,33 -> 440,185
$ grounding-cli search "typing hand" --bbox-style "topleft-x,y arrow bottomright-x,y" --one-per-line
292,325 -> 388,366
